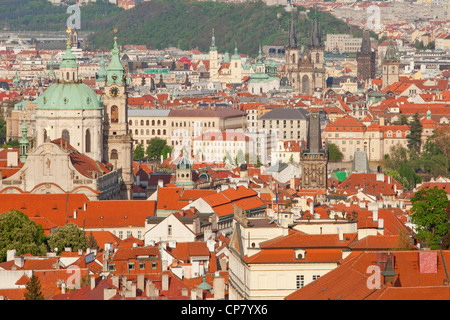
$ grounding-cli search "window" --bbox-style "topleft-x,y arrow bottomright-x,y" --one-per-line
128,262 -> 135,270
111,105 -> 119,123
312,275 -> 321,281
168,224 -> 172,236
62,129 -> 70,144
296,275 -> 304,289
118,231 -> 123,239
139,262 -> 145,270
127,231 -> 132,238
85,129 -> 91,153
108,264 -> 116,271
151,262 -> 157,269
111,149 -> 118,160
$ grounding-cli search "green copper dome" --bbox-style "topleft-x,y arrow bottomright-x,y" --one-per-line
36,82 -> 102,110
231,44 -> 240,60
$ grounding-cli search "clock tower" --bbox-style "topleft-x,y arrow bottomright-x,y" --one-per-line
103,31 -> 134,199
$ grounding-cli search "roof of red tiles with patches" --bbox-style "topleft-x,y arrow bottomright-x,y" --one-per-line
336,173 -> 402,197
417,182 -> 450,194
0,194 -> 155,228
167,242 -> 210,262
118,236 -> 144,248
260,230 -> 358,249
324,115 -> 366,132
111,246 -> 160,261
87,231 -> 121,251
286,250 -> 450,300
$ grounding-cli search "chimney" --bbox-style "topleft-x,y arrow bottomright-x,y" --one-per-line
90,275 -> 96,290
111,275 -> 119,289
419,251 -> 438,274
213,276 -> 225,300
137,273 -> 145,293
14,256 -> 24,268
162,272 -> 169,291
7,249 -> 16,262
104,288 -> 117,300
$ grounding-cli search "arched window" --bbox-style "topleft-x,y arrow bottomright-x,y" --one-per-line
140,129 -> 144,135
316,52 -> 320,63
157,129 -> 161,135
85,129 -> 91,153
146,129 -> 149,135
66,72 -> 70,81
135,129 -> 138,135
146,120 -> 149,126
163,129 -> 166,135
62,129 -> 70,144
111,105 -> 119,123
152,120 -> 155,126
111,149 -> 118,160
128,120 -> 132,125
140,120 -> 144,126
157,120 -> 161,125
43,129 -> 47,142
152,129 -> 155,135
163,120 -> 166,126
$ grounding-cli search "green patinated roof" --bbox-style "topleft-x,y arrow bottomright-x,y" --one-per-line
36,82 -> 102,111
60,45 -> 78,69
97,55 -> 107,81
107,37 -> 126,85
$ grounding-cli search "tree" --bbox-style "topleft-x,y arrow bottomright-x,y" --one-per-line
0,210 -> 47,262
86,231 -> 99,251
406,112 -> 423,155
146,137 -> 169,160
47,223 -> 87,255
410,187 -> 449,249
24,274 -> 44,300
328,143 -> 344,162
133,143 -> 145,160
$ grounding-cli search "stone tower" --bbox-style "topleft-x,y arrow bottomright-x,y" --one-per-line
356,30 -> 376,81
381,40 -> 400,90
300,111 -> 328,189
102,31 -> 134,199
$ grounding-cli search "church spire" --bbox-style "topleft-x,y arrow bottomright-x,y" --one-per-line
310,12 -> 322,47
210,28 -> 217,51
107,29 -> 126,86
288,10 -> 297,48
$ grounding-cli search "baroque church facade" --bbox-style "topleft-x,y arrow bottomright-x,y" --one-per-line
284,15 -> 327,96
0,30 -> 134,200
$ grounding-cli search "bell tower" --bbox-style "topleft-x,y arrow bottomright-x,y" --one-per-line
102,29 -> 134,199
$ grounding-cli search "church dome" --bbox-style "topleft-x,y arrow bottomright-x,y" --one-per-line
36,82 -> 102,111
177,154 -> 192,170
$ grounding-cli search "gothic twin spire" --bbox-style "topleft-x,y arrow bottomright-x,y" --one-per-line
287,10 -> 322,48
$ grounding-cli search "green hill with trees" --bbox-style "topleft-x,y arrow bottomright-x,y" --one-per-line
0,0 -> 367,56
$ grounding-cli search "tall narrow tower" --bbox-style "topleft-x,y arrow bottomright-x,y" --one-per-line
300,111 -> 328,189
209,28 -> 219,82
381,40 -> 400,90
102,30 -> 134,199
356,30 -> 376,81
284,11 -> 299,90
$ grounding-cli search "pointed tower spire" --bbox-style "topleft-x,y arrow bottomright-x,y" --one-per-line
288,9 -> 297,47
107,29 -> 126,86
210,28 -> 217,51
310,9 -> 322,47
